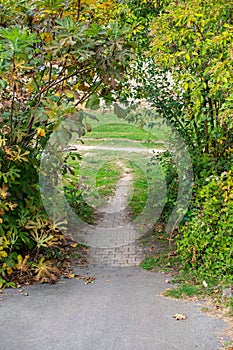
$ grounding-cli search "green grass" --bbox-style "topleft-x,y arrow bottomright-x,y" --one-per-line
85,123 -> 159,142
163,284 -> 202,298
140,256 -> 157,270
126,161 -> 148,218
140,251 -> 178,271
63,154 -> 123,215
82,112 -> 168,146
96,161 -> 122,199
81,138 -> 165,149
223,341 -> 233,350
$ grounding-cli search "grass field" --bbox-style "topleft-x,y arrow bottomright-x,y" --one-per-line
85,123 -> 158,141
82,112 -> 169,148
63,111 -> 166,221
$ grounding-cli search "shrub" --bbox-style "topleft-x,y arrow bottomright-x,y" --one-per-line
177,170 -> 233,284
0,0 -> 133,287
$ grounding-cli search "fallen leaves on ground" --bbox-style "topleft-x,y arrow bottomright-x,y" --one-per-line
173,313 -> 187,320
167,251 -> 177,259
148,246 -> 155,252
34,258 -> 61,283
63,273 -> 96,285
1,238 -> 89,288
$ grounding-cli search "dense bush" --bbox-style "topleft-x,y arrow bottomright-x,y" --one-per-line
177,170 -> 233,284
121,0 -> 233,284
0,127 -> 51,285
0,0 -> 134,287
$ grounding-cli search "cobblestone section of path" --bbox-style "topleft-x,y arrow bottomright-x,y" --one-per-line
83,163 -> 144,266
88,242 -> 143,267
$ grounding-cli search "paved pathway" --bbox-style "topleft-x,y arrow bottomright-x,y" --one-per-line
66,144 -> 164,154
0,266 -> 229,350
85,162 -> 144,266
0,148 -> 230,350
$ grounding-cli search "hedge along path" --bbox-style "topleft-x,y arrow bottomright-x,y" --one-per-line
83,160 -> 144,266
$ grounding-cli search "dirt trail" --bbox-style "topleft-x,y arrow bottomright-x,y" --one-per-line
78,161 -> 144,266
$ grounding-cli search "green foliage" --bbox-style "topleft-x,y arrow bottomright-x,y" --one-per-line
149,0 -> 233,166
62,152 -> 95,224
122,0 -> 233,286
64,183 -> 95,224
0,0 -> 135,287
120,0 -> 169,50
152,151 -> 179,222
177,170 -> 233,284
122,1 -> 233,177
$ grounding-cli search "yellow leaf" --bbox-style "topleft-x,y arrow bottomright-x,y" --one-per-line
0,137 -> 7,148
7,266 -> 13,275
0,184 -> 8,199
41,32 -> 52,43
0,251 -> 7,259
16,254 -> 29,272
70,243 -> 78,248
17,255 -> 23,265
36,127 -> 46,137
222,77 -> 228,83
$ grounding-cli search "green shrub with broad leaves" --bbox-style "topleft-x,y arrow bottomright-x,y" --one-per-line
0,134 -> 66,287
0,0 -> 134,288
177,170 -> 233,284
120,0 -> 233,285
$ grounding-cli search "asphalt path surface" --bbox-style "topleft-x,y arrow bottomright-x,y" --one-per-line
0,266 -> 228,350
